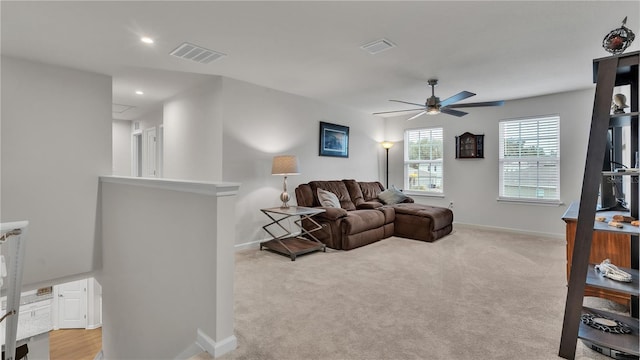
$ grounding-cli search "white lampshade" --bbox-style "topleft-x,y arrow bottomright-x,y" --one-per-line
272,155 -> 300,175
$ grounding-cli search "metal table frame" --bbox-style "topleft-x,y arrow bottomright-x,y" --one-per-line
260,206 -> 326,260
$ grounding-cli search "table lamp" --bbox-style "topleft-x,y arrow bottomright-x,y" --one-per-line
272,155 -> 300,208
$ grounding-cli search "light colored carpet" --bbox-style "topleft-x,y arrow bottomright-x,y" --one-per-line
219,226 -> 629,360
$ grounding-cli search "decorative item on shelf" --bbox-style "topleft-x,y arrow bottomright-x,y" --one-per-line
594,258 -> 633,282
602,16 -> 635,55
581,312 -> 633,334
381,141 -> 394,188
455,132 -> 484,158
612,93 -> 629,114
271,155 -> 300,208
319,121 -> 349,158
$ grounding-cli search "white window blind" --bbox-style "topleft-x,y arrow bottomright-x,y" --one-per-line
499,115 -> 560,202
404,128 -> 444,193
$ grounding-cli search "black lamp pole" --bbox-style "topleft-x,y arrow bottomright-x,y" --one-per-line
385,147 -> 390,188
382,142 -> 393,189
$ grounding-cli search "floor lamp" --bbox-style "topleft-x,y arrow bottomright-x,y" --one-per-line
381,142 -> 394,188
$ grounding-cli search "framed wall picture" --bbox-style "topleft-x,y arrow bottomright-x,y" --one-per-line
319,121 -> 349,158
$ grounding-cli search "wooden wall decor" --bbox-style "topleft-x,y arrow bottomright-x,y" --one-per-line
455,132 -> 484,159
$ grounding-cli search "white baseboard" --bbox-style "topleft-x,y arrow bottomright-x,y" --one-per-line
196,329 -> 237,358
234,239 -> 262,251
453,222 -> 564,240
93,350 -> 104,360
174,342 -> 205,360
235,231 -> 303,251
86,323 -> 102,330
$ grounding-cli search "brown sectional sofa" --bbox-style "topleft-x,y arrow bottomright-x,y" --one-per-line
295,179 -> 453,250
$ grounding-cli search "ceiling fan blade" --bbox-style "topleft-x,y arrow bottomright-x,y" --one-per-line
439,91 -> 476,107
440,108 -> 468,117
447,100 -> 505,109
373,108 -> 426,115
407,111 -> 427,121
389,100 -> 426,107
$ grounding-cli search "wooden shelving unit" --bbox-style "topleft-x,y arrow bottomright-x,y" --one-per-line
559,51 -> 639,359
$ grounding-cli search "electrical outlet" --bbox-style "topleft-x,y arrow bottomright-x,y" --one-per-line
449,201 -> 454,209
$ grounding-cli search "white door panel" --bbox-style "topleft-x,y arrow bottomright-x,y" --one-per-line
58,279 -> 87,329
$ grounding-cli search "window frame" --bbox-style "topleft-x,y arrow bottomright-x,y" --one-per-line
498,115 -> 561,205
403,127 -> 445,196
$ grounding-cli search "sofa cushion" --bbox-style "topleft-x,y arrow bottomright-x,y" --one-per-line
309,181 -> 356,210
317,188 -> 341,208
359,181 -> 385,202
341,209 -> 388,235
393,203 -> 453,231
295,184 -> 315,207
356,201 -> 384,209
378,185 -> 410,205
342,179 -> 366,206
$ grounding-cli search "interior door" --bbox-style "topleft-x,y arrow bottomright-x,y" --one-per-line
58,279 -> 87,329
143,127 -> 157,177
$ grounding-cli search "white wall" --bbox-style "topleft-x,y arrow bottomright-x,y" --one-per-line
133,106 -> 163,132
99,177 -> 238,359
112,119 -> 131,176
158,76 -> 383,246
384,88 -> 594,237
163,76 -> 223,181
1,56 -> 112,286
220,77 -> 384,246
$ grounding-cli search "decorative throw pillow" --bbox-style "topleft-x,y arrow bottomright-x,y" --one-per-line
377,185 -> 409,205
317,188 -> 341,208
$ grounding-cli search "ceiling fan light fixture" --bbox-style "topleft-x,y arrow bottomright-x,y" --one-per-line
426,95 -> 440,114
426,105 -> 440,115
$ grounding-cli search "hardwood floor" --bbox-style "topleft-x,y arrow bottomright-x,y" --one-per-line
49,328 -> 102,360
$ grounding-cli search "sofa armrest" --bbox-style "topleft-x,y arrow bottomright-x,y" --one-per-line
357,201 -> 384,209
316,207 -> 349,220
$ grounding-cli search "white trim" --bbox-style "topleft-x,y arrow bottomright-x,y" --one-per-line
100,176 -> 240,197
235,239 -> 263,250
86,323 -> 102,330
157,124 -> 164,178
173,342 -> 205,360
235,230 -> 303,251
143,127 -> 158,178
453,222 -> 564,240
93,350 -> 104,360
196,329 -> 237,358
496,196 -> 563,206
0,221 -> 29,232
403,191 -> 446,198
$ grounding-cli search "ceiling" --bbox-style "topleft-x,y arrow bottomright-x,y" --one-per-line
2,1 -> 638,121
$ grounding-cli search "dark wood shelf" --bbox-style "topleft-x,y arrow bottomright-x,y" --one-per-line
260,237 -> 325,260
586,264 -> 639,296
578,307 -> 639,356
592,220 -> 640,236
609,112 -> 639,127
559,51 -> 639,359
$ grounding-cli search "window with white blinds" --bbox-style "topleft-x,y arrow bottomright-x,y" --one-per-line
499,115 -> 560,203
404,128 -> 444,194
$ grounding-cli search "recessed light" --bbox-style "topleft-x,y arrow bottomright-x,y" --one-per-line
140,37 -> 154,44
135,90 -> 144,95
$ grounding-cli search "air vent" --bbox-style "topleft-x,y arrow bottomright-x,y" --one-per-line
360,38 -> 396,54
170,42 -> 226,64
112,103 -> 136,114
